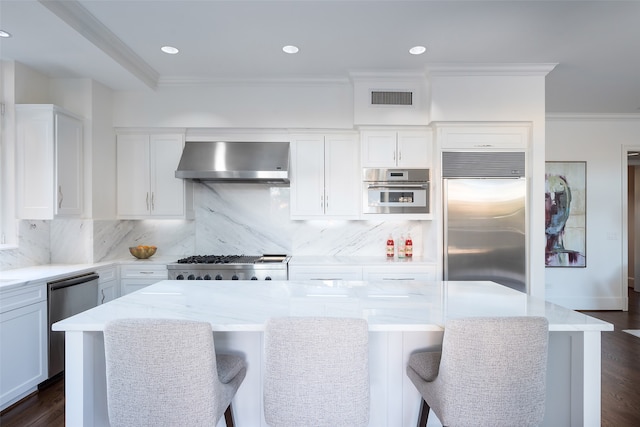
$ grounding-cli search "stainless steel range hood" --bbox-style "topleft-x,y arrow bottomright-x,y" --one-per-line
175,141 -> 290,183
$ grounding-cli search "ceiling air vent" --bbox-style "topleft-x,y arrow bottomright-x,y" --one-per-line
371,91 -> 413,106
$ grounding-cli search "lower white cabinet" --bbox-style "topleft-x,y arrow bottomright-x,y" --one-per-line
0,284 -> 48,411
120,264 -> 168,296
96,265 -> 119,305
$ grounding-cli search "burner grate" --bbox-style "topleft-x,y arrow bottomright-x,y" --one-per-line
176,255 -> 261,264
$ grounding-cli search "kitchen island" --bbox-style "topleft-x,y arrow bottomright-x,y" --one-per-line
54,279 -> 612,427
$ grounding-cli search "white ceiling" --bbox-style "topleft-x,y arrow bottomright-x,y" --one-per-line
1,0 -> 639,114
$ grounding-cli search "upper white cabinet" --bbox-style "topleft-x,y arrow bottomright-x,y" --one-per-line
361,129 -> 432,168
290,133 -> 360,219
117,133 -> 193,219
16,104 -> 84,219
436,124 -> 529,150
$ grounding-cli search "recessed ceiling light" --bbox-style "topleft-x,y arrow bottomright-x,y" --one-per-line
161,46 -> 179,55
409,46 -> 426,55
0,30 -> 11,38
282,45 -> 299,54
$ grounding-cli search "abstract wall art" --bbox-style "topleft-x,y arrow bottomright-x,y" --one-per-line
545,161 -> 586,267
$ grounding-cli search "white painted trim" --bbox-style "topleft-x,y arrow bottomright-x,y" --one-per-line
623,145 -> 640,303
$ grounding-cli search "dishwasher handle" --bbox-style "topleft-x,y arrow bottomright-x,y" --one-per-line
48,273 -> 99,291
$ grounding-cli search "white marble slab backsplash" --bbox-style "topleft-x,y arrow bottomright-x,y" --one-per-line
0,220 -> 50,270
92,219 -> 195,261
0,182 -> 435,270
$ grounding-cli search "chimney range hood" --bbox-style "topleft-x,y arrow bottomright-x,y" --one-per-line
175,141 -> 290,183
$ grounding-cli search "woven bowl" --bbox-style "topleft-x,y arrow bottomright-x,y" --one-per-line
129,245 -> 157,259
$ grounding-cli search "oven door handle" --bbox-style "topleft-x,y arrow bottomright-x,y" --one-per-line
367,184 -> 429,189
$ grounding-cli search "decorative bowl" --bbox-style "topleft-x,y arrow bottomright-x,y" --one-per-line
129,245 -> 157,259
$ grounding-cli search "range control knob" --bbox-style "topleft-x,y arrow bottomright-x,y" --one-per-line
176,274 -> 184,280
251,276 -> 258,280
265,276 -> 272,280
195,276 -> 202,280
231,275 -> 239,280
203,274 -> 212,280
215,274 -> 223,280
187,274 -> 195,280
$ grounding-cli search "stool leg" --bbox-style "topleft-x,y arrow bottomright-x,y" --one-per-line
417,398 -> 430,427
224,404 -> 235,427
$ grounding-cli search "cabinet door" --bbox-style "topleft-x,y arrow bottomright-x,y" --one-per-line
0,301 -> 48,410
98,282 -> 118,304
361,131 -> 397,167
290,136 -> 326,218
117,134 -> 151,217
16,109 -> 54,219
55,113 -> 83,216
149,134 -> 185,217
397,131 -> 431,168
325,135 -> 360,218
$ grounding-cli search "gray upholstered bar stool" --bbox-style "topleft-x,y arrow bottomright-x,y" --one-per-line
406,316 -> 549,427
263,317 -> 370,427
103,318 -> 246,427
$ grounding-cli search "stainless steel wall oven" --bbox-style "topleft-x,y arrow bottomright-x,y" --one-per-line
362,168 -> 430,215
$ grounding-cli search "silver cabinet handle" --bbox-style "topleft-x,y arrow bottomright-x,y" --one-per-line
101,289 -> 105,304
320,194 -> 323,208
151,192 -> 155,210
146,192 -> 149,210
58,186 -> 63,208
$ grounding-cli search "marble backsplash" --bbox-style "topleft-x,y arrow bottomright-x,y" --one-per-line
0,182 -> 434,270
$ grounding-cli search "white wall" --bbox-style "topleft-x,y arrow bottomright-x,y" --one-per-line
546,116 -> 640,309
113,82 -> 354,129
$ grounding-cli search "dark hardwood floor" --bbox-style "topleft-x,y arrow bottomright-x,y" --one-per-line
1,288 -> 639,427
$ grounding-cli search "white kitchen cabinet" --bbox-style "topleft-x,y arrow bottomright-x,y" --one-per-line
16,104 -> 84,219
0,283 -> 48,411
288,265 -> 363,281
362,264 -> 436,282
120,264 -> 168,295
290,133 -> 360,219
361,129 -> 432,168
437,124 -> 529,150
117,133 -> 193,219
96,265 -> 119,305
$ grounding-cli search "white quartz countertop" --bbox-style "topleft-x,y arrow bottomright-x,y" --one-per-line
288,256 -> 436,266
0,256 -> 174,292
53,279 -> 613,333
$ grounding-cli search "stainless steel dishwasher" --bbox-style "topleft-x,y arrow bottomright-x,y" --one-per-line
47,272 -> 99,379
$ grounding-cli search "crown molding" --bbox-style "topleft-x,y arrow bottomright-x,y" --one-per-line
546,113 -> 640,121
426,63 -> 558,77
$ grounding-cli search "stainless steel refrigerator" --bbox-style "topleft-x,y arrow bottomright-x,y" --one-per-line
442,152 -> 527,292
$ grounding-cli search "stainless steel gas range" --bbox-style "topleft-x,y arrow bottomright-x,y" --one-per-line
167,254 -> 290,281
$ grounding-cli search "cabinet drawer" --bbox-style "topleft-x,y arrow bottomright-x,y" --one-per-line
289,266 -> 363,281
0,284 -> 47,314
362,266 -> 435,282
120,264 -> 168,279
96,267 -> 117,283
